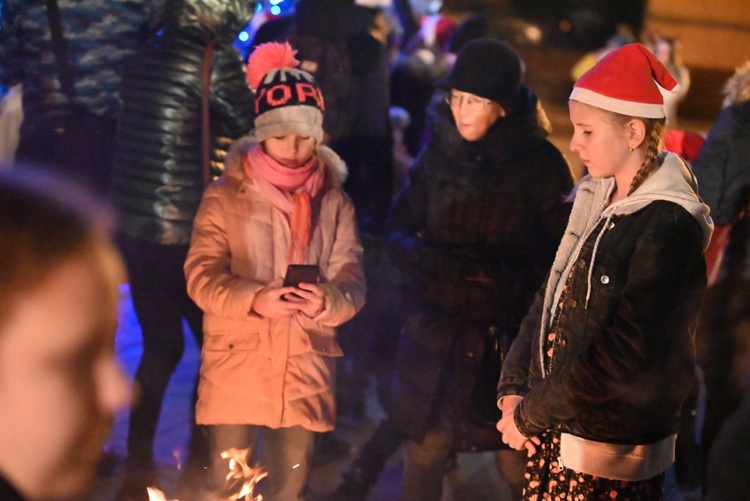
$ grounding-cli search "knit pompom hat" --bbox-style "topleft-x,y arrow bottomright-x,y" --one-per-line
436,38 -> 523,112
570,43 -> 678,119
247,42 -> 325,143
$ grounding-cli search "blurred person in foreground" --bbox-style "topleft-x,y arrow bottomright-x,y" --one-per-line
0,168 -> 129,500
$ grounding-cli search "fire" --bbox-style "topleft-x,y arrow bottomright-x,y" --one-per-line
221,448 -> 268,500
145,448 -> 267,501
147,487 -> 176,501
172,447 -> 183,470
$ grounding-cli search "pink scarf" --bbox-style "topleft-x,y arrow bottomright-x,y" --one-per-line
245,145 -> 326,263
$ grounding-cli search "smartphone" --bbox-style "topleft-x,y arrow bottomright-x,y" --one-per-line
283,264 -> 320,288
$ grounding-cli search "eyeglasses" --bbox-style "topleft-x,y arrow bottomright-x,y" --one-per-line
444,92 -> 492,113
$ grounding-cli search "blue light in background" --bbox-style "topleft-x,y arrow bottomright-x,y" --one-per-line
238,31 -> 249,42
270,6 -> 281,15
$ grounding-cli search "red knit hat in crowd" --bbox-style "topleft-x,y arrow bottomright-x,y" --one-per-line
570,43 -> 678,119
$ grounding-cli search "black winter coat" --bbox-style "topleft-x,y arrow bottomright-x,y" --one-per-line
385,89 -> 574,450
112,0 -> 255,245
503,201 -> 705,444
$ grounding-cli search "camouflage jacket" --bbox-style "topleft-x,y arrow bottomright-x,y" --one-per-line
0,0 -> 160,121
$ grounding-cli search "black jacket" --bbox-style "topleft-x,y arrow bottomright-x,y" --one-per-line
111,0 -> 255,245
498,153 -> 712,451
694,100 -> 750,282
385,89 -> 574,450
512,203 -> 704,443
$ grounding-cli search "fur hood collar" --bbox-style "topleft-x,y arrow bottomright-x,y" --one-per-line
222,135 -> 348,188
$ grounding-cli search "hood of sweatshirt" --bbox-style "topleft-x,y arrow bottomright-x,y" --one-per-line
600,152 -> 713,250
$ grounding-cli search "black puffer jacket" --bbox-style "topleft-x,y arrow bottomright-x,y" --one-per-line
385,88 -> 574,450
112,0 -> 255,245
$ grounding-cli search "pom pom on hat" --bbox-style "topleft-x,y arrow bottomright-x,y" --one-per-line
246,42 -> 325,143
570,43 -> 678,118
247,42 -> 300,91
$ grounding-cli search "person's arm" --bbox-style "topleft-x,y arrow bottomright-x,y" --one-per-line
693,107 -> 741,285
693,107 -> 736,225
385,147 -> 431,273
496,282 -> 547,453
310,193 -> 366,326
497,281 -> 545,404
184,182 -> 273,319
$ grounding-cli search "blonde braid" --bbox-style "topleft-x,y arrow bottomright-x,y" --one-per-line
628,118 -> 666,195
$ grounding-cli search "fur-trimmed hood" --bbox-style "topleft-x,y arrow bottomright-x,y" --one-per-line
223,135 -> 348,188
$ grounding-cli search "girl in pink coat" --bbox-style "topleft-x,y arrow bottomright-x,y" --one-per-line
184,42 -> 366,500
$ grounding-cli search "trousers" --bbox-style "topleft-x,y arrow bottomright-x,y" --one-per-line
204,424 -> 315,500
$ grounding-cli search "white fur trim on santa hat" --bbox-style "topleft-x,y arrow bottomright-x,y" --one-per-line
355,0 -> 392,8
570,87 -> 668,119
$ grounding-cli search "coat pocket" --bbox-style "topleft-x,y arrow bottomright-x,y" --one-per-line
200,331 -> 263,389
203,330 -> 260,352
307,330 -> 344,357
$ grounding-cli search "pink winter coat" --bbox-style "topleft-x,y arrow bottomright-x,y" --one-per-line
184,139 -> 366,432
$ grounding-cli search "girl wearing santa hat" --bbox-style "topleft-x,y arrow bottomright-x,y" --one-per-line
184,42 -> 365,500
496,43 -> 714,499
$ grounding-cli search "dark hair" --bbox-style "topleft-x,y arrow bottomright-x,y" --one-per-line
0,168 -> 115,324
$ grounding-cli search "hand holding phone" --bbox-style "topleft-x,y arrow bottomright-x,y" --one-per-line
282,265 -> 324,316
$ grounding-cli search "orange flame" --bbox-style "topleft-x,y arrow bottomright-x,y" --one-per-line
172,447 -> 183,470
145,448 -> 267,501
146,487 -> 175,501
221,448 -> 267,500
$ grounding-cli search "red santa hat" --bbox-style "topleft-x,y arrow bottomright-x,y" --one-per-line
570,43 -> 678,118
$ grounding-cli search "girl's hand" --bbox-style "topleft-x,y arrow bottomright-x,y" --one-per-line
497,409 -> 542,456
283,282 -> 326,318
251,278 -> 300,318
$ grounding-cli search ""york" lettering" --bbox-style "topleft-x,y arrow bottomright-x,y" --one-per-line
255,83 -> 325,114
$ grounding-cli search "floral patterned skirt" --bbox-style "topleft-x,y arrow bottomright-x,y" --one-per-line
523,429 -> 665,501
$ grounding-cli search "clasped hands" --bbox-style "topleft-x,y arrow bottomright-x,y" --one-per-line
251,277 -> 325,318
496,395 -> 542,456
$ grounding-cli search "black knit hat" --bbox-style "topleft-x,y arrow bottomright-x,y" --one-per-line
437,38 -> 523,112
